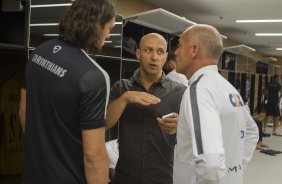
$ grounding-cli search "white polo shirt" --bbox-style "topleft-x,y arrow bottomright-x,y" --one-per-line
166,69 -> 188,87
105,139 -> 119,169
173,65 -> 258,184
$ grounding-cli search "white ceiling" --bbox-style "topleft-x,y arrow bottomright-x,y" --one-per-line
29,0 -> 282,58
144,0 -> 282,58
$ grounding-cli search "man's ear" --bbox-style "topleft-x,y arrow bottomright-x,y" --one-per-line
168,60 -> 176,69
136,49 -> 140,59
192,44 -> 199,58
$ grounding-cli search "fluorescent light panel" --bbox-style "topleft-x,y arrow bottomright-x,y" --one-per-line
255,33 -> 282,36
221,34 -> 228,39
43,34 -> 59,36
31,22 -> 121,27
236,19 -> 282,23
276,48 -> 282,50
261,57 -> 277,62
30,23 -> 58,26
31,3 -> 72,8
110,34 -> 122,36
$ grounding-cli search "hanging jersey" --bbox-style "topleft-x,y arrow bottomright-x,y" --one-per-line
0,76 -> 23,174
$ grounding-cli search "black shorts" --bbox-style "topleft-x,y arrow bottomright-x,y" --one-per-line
265,101 -> 280,117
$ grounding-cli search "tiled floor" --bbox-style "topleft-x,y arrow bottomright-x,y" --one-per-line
244,127 -> 282,184
1,127 -> 281,184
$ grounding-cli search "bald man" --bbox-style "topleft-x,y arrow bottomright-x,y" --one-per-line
173,24 -> 258,184
106,33 -> 186,184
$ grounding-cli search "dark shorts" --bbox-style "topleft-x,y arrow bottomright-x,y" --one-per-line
265,101 -> 280,117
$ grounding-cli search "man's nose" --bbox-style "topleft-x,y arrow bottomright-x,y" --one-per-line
151,51 -> 158,60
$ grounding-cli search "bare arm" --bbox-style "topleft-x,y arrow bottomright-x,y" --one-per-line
106,92 -> 128,129
19,87 -> 26,134
82,127 -> 108,184
109,168 -> 115,183
106,91 -> 161,129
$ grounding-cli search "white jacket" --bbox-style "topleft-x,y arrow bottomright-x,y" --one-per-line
166,69 -> 188,87
173,65 -> 258,184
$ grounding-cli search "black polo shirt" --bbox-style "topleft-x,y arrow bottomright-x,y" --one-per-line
110,69 -> 186,184
265,82 -> 281,116
23,39 -> 110,184
266,82 -> 281,103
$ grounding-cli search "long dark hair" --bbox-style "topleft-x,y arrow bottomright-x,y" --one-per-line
58,0 -> 115,54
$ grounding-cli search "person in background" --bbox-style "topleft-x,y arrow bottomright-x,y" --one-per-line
163,49 -> 188,87
253,113 -> 270,150
263,75 -> 282,136
19,0 -> 116,183
173,24 -> 258,184
105,139 -> 119,183
106,33 -> 186,184
242,95 -> 269,150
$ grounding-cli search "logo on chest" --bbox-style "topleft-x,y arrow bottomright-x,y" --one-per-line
53,45 -> 61,53
229,93 -> 243,107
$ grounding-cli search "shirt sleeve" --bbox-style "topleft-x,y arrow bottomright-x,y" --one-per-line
242,106 -> 259,170
189,86 -> 226,184
21,61 -> 26,88
109,79 -> 123,104
78,69 -> 108,129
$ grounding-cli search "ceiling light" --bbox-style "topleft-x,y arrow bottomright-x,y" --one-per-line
276,48 -> 282,50
223,44 -> 255,54
260,57 -> 277,62
115,22 -> 122,25
236,19 -> 282,23
110,34 -> 122,36
31,3 -> 72,8
30,23 -> 58,26
31,22 -> 121,27
104,41 -> 112,43
221,34 -> 228,39
43,34 -> 59,37
255,33 -> 282,36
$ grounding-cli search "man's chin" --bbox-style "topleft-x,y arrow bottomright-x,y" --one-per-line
144,69 -> 161,75
175,68 -> 183,74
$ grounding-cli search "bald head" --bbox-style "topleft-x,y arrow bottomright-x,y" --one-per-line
183,24 -> 223,62
139,33 -> 167,50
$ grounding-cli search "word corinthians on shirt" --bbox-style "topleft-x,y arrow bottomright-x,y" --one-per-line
32,54 -> 67,77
